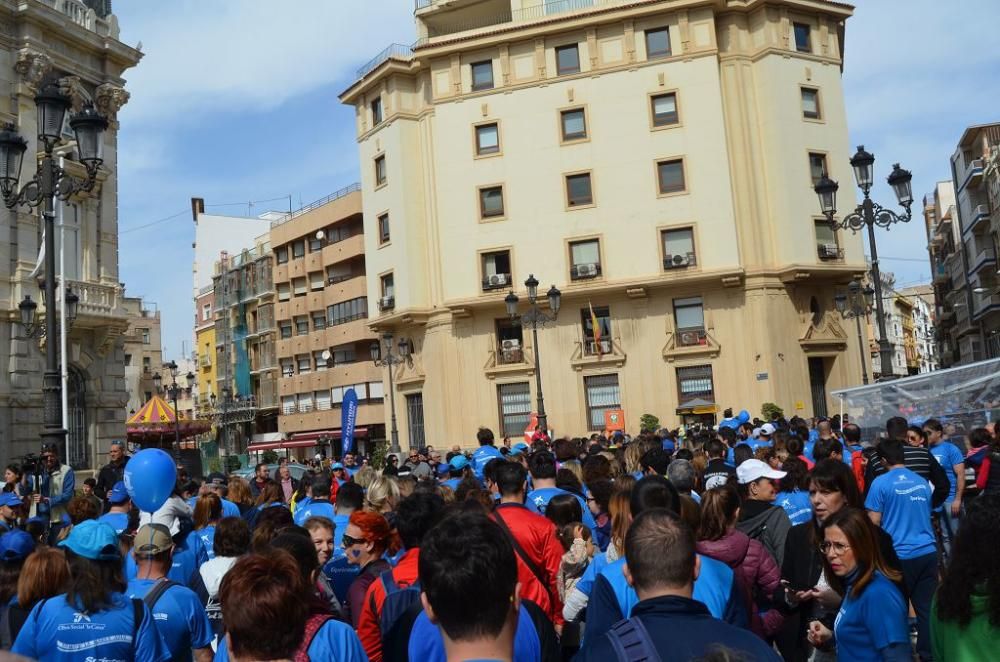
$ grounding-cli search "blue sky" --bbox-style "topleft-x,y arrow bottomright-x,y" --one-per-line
113,0 -> 1000,357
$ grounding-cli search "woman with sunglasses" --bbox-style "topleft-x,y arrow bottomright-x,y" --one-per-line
342,510 -> 396,628
807,508 -> 909,662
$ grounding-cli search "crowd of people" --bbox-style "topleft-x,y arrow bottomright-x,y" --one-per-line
0,413 -> 998,661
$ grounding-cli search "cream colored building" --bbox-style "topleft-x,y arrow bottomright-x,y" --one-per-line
121,296 -> 162,415
342,0 -> 865,446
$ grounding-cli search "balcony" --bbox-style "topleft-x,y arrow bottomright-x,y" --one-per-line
484,342 -> 534,379
816,243 -> 844,261
960,158 -> 984,191
964,203 -> 991,237
663,327 -> 720,362
70,280 -> 121,320
571,336 -> 625,370
968,247 -> 997,276
972,291 -> 1000,320
378,295 -> 396,312
932,262 -> 949,285
357,43 -> 413,80
948,251 -> 966,287
199,354 -> 211,368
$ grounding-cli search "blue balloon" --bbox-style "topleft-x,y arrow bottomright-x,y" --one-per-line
124,448 -> 176,513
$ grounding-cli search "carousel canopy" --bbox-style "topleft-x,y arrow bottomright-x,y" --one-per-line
127,395 -> 211,442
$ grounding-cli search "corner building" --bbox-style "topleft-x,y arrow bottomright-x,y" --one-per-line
342,0 -> 865,447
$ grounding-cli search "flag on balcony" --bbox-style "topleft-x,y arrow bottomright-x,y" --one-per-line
589,301 -> 603,357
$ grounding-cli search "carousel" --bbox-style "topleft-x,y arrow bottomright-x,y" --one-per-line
126,395 -> 212,476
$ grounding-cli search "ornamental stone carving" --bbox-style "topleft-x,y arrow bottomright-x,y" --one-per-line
59,75 -> 93,112
13,49 -> 53,91
94,83 -> 129,121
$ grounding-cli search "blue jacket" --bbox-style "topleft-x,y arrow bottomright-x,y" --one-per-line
582,555 -> 746,646
575,595 -> 780,661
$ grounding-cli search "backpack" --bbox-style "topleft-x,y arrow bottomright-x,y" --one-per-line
374,571 -> 423,649
293,612 -> 334,662
142,577 -> 179,610
607,617 -> 663,662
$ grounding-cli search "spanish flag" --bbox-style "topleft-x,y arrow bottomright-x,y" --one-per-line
589,302 -> 603,357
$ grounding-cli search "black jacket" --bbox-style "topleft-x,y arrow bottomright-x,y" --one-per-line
95,457 -> 129,501
735,500 -> 791,568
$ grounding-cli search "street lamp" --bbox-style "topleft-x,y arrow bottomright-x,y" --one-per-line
0,84 -> 108,454
371,333 -> 411,454
815,145 -> 912,380
505,275 -> 561,433
834,279 -> 876,385
159,361 -> 195,466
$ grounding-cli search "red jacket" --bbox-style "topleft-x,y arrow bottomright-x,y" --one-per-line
492,502 -> 564,625
697,530 -> 782,637
357,548 -> 419,662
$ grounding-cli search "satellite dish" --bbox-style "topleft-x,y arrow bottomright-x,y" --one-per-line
315,230 -> 325,240
321,350 -> 332,361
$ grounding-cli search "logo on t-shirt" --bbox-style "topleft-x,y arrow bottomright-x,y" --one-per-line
73,612 -> 91,624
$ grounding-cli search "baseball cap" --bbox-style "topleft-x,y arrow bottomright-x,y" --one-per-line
133,523 -> 174,558
206,472 -> 228,487
107,481 -> 130,504
509,442 -> 529,456
110,440 -> 125,449
750,427 -> 762,439
331,462 -> 344,470
59,520 -> 120,561
436,463 -> 450,476
0,529 -> 35,561
0,493 -> 21,508
736,459 -> 787,484
448,455 -> 469,471
760,423 -> 776,437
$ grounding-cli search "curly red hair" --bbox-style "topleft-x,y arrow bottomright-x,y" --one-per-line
349,510 -> 399,555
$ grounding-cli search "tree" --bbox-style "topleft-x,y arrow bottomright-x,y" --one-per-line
639,413 -> 660,433
262,449 -> 279,465
761,402 -> 784,421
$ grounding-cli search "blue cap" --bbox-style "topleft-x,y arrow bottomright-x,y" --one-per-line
108,481 -> 129,504
0,529 -> 35,562
0,493 -> 21,508
436,463 -> 450,476
448,455 -> 469,470
58,520 -> 120,561
331,462 -> 344,470
110,440 -> 125,448
510,442 -> 529,456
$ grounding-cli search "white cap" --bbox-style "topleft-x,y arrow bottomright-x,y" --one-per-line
736,459 -> 787,484
760,423 -> 776,436
751,427 -> 762,439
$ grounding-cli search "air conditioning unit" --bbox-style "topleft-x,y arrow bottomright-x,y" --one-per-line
379,296 -> 395,311
819,243 -> 840,259
664,253 -> 693,269
488,273 -> 510,287
590,339 -> 612,354
573,263 -> 599,278
501,338 -> 521,351
679,330 -> 705,347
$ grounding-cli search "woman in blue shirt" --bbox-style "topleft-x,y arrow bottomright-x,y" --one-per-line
807,508 -> 910,662
193,492 -> 222,561
775,456 -> 813,526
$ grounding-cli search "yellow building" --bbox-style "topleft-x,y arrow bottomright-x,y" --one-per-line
341,0 -> 865,447
194,286 -> 217,416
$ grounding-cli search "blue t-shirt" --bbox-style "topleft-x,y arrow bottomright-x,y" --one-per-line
442,477 -> 463,491
525,486 -> 599,539
407,603 -> 541,661
195,526 -> 216,561
212,616 -> 366,661
186,496 -> 241,519
833,572 -> 909,661
575,551 -> 610,598
804,439 -> 816,462
127,579 -> 212,662
294,500 -> 337,528
865,467 -> 936,560
126,536 -> 204,589
930,441 -> 964,502
12,593 -> 170,662
775,490 -> 812,526
99,511 -> 130,534
472,445 -> 503,479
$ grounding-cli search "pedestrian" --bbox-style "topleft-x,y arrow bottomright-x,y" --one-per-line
343,510 -> 394,628
526,451 -> 599,540
471,427 -> 503,480
248,462 -> 270,499
775,456 -> 813,526
139,478 -> 193,536
12,519 -> 169,661
0,492 -> 22,532
202,473 -> 241,518
289,473 -> 313,515
865,417 -> 950,509
192,492 -> 222,561
276,463 -> 298,504
245,482 -> 284,530
735,458 -> 792,567
365,475 -> 400,515
226,476 -> 254,515
199,516 -> 250,647
3,464 -> 25,498
31,443 -> 75,543
0,529 -> 35,616
924,418 -> 965,554
703,438 -> 737,489
95,439 -> 129,503
81,478 -> 103,514
294,478 -> 336,526
127,523 -> 214,662
806,508 -> 909,662
1,546 -> 69,647
98,481 -> 133,535
269,529 -> 346,621
575,508 -> 780,661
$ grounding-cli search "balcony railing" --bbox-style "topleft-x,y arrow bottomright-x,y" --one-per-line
965,203 -> 991,236
199,354 -> 211,368
270,183 -> 362,228
69,280 -> 120,317
960,158 -> 984,191
676,327 -> 708,347
583,339 -> 613,356
817,244 -> 844,261
969,247 -> 997,275
357,45 -> 413,80
497,345 -> 525,365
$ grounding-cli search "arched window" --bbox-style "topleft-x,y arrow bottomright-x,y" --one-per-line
67,366 -> 89,469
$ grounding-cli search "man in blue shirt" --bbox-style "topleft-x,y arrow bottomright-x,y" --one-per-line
0,492 -> 20,532
127,523 -> 214,662
294,478 -> 336,527
471,427 -> 503,480
866,438 -> 937,662
525,451 -> 599,539
924,418 -> 965,552
188,473 -> 241,519
441,455 -> 471,491
98,481 -> 132,534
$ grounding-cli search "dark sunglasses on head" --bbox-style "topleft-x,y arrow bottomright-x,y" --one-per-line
341,533 -> 367,547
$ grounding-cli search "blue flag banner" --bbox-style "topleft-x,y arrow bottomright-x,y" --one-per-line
341,387 -> 359,457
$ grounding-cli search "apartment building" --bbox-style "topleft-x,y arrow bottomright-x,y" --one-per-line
269,187 -> 385,455
924,181 -> 961,366
194,286 -> 217,416
341,0 -> 866,446
121,297 -> 163,415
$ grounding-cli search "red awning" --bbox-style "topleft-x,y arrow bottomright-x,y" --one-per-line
246,428 -> 369,453
290,427 -> 369,442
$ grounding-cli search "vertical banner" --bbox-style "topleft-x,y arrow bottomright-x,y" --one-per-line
341,388 -> 358,457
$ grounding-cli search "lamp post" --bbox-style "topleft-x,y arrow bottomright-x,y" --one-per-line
370,333 -> 411,454
211,386 -> 233,471
17,286 -> 79,338
834,280 -> 876,385
504,275 -> 561,433
155,361 -> 196,465
0,84 -> 108,454
814,145 -> 913,381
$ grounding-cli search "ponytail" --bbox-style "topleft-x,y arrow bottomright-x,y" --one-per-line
698,484 -> 740,542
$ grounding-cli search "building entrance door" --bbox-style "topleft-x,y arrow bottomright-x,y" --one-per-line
808,357 -> 828,418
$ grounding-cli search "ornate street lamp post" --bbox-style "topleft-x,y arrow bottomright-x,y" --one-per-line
371,333 -> 411,454
154,361 -> 196,465
815,145 -> 913,380
504,275 -> 561,433
0,84 -> 108,453
834,279 -> 876,385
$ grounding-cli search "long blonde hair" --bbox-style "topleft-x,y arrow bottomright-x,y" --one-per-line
365,476 -> 400,514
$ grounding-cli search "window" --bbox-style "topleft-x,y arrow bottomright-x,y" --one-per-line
808,152 -> 827,186
297,355 -> 311,374
801,88 -> 820,119
471,60 -> 494,91
279,321 -> 292,339
645,27 -> 671,58
479,186 -> 505,219
316,390 -> 332,410
277,283 -> 290,301
314,351 -> 329,370
815,220 -> 840,259
280,360 -> 294,378
556,44 -> 580,75
292,241 -> 305,259
312,311 -> 326,330
375,155 -> 387,186
657,159 -> 686,194
381,273 -> 395,298
309,272 -> 324,291
140,328 -> 150,344
584,374 -> 621,430
371,96 -> 383,125
673,297 -> 706,346
793,22 -> 811,52
482,250 -> 512,290
651,93 -> 678,127
142,356 -> 150,371
661,228 -> 696,269
475,123 -> 499,156
201,303 -> 211,321
580,305 -> 612,355
498,383 -> 532,437
327,263 -> 353,285
566,173 -> 593,207
560,108 -> 587,142
328,297 -> 368,325
298,392 -> 314,413
407,393 -> 426,449
496,318 -> 524,364
292,277 -> 307,297
281,395 -> 296,414
676,365 -> 714,403
309,236 -> 323,252
124,353 -> 132,366
369,381 -> 385,400
569,239 -> 601,280
275,247 -> 288,264
295,316 -> 309,336
331,347 -> 356,365
378,213 -> 390,244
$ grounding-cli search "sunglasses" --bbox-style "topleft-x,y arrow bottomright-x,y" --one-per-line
341,533 -> 367,548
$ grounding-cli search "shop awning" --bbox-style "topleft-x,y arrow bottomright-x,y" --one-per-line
247,427 -> 369,453
676,398 -> 718,414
